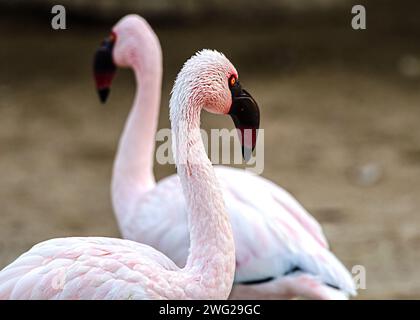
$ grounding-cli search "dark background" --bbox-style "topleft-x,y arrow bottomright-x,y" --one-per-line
1,0 -> 420,298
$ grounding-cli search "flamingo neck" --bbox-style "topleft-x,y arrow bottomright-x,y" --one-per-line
171,98 -> 235,299
112,56 -> 162,219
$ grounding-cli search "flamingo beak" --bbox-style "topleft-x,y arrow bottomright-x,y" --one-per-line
93,33 -> 117,103
228,81 -> 260,160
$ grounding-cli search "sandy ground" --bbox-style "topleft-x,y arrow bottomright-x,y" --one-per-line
1,14 -> 420,299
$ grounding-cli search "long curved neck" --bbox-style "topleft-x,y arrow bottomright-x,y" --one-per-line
112,56 -> 162,218
172,98 -> 235,299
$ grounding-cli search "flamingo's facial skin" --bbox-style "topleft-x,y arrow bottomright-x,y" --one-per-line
111,15 -> 162,69
175,50 -> 237,116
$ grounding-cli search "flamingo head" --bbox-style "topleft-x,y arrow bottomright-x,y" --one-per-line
172,50 -> 260,159
93,15 -> 162,103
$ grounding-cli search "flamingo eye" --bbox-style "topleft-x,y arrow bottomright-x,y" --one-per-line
109,32 -> 117,42
229,75 -> 236,87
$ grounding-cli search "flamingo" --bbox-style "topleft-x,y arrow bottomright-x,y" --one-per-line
95,15 -> 356,300
0,48 -> 260,299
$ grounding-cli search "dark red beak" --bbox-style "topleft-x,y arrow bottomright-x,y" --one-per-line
228,81 -> 260,160
93,33 -> 117,103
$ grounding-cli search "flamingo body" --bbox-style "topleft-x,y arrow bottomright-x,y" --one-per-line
0,237 -> 180,299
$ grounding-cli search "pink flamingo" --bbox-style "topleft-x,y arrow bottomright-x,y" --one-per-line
0,49 -> 257,299
97,15 -> 356,300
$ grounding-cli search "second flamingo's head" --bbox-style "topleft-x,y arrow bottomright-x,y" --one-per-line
93,14 -> 162,103
171,50 -> 260,159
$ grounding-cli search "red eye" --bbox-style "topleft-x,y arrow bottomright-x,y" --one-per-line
109,32 -> 117,42
229,76 -> 236,87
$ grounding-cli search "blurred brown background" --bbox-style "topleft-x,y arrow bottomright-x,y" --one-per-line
1,0 -> 420,299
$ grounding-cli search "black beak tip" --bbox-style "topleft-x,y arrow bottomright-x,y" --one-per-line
98,88 -> 110,104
